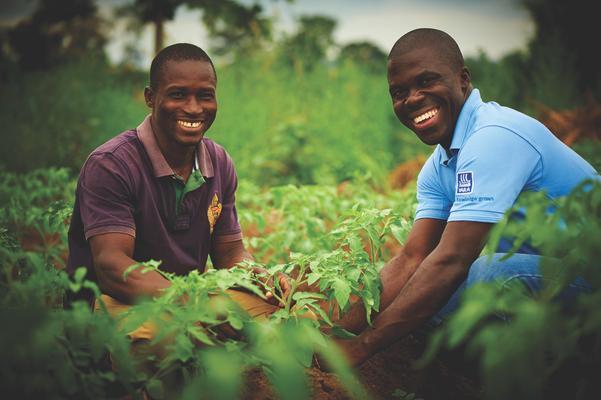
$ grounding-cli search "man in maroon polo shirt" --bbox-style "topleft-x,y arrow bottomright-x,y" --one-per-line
67,43 -> 286,328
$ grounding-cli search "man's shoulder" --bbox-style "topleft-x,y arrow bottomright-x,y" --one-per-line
202,137 -> 226,153
90,129 -> 140,159
471,101 -> 547,138
202,138 -> 233,165
81,129 -> 145,179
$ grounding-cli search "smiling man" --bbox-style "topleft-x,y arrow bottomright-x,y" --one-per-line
333,28 -> 599,366
67,44 -> 287,340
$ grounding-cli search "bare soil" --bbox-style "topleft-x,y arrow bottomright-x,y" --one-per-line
243,334 -> 482,400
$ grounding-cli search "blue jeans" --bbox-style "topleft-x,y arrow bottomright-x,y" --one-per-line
429,253 -> 591,326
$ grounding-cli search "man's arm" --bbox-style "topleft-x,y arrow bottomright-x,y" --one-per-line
340,220 -> 492,366
210,239 -> 252,269
337,218 -> 446,333
210,239 -> 290,305
90,233 -> 171,304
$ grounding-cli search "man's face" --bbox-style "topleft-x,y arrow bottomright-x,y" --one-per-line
145,59 -> 217,148
387,47 -> 470,149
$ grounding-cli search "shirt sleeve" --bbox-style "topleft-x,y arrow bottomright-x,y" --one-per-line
449,126 -> 542,223
415,154 -> 453,221
212,149 -> 243,242
78,153 -> 136,239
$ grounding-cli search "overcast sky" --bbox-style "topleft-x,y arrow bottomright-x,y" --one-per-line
1,0 -> 534,66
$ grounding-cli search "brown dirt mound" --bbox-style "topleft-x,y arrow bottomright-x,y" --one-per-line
536,99 -> 601,146
243,335 -> 481,400
389,156 -> 427,190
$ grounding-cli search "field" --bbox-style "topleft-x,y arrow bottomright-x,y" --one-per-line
1,51 -> 601,399
2,165 -> 601,399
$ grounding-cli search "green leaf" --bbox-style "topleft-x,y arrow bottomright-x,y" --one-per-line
74,267 -> 87,283
332,278 -> 351,309
307,272 -> 321,286
228,312 -> 244,331
145,378 -> 164,399
123,263 -> 141,280
292,291 -> 327,301
348,235 -> 363,253
330,326 -> 357,339
390,224 -> 405,244
187,326 -> 214,346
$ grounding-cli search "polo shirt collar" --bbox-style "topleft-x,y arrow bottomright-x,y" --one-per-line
136,115 -> 214,178
439,88 -> 482,165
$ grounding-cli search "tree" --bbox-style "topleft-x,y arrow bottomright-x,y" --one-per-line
6,0 -> 106,70
522,0 -> 601,100
200,1 -> 272,58
119,0 -> 278,57
337,41 -> 386,74
118,0 -> 180,56
279,15 -> 337,72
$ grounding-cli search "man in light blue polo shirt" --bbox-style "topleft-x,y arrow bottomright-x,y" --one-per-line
333,28 -> 599,367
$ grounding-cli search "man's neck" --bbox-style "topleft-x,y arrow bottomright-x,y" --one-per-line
150,121 -> 196,181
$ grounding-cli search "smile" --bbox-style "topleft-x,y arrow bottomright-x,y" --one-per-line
177,120 -> 203,128
413,108 -> 439,124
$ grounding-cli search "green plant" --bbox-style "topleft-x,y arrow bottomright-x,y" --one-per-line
2,170 -> 418,399
420,180 -> 601,400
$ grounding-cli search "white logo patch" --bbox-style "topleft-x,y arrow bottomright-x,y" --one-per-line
457,171 -> 474,194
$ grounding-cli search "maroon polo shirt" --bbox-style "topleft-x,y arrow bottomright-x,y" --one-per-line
67,115 -> 242,287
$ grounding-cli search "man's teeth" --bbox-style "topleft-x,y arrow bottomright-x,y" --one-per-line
178,120 -> 202,128
414,109 -> 438,124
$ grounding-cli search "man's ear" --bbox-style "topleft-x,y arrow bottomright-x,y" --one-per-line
460,66 -> 471,93
144,86 -> 154,108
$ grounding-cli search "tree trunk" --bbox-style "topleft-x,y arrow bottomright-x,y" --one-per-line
154,18 -> 164,55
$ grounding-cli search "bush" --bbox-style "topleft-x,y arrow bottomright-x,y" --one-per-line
0,58 -> 147,172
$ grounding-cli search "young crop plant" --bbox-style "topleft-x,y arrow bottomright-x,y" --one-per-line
419,179 -> 601,400
115,261 -> 370,400
237,177 -> 415,265
86,194 -> 411,399
0,168 -> 74,271
0,170 -> 418,399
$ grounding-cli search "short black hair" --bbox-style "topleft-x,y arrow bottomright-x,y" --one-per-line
389,28 -> 464,72
149,43 -> 216,90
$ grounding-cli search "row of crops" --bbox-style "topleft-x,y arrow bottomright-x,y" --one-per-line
1,167 -> 600,399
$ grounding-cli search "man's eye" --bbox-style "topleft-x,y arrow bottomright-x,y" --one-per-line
169,91 -> 184,99
391,90 -> 407,101
198,92 -> 214,100
418,76 -> 434,87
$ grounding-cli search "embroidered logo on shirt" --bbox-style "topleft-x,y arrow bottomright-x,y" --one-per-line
207,193 -> 222,234
456,171 -> 474,194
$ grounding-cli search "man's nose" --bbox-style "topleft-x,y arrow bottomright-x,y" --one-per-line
183,96 -> 203,114
405,89 -> 424,108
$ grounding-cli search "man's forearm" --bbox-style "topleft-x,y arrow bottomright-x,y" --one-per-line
355,252 -> 469,356
94,252 -> 171,304
211,239 -> 253,269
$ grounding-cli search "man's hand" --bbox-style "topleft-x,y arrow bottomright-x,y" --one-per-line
313,336 -> 371,372
251,267 -> 291,307
210,239 -> 291,307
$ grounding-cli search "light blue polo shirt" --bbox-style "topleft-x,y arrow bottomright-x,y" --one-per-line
415,89 -> 599,224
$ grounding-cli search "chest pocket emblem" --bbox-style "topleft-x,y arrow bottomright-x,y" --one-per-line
207,193 -> 222,234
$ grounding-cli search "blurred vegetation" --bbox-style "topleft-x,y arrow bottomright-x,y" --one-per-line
0,0 -> 599,183
118,0 -> 277,57
3,0 -> 107,71
0,168 -> 407,399
467,0 -> 600,114
421,180 -> 601,400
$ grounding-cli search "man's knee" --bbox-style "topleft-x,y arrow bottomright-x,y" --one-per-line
466,253 -> 543,288
466,254 -> 505,285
